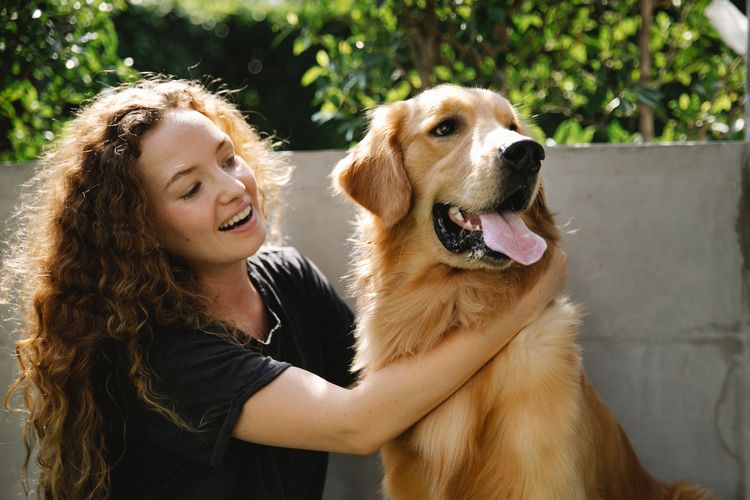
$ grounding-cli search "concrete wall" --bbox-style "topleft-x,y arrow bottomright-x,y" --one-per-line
1,143 -> 748,499
0,164 -> 40,500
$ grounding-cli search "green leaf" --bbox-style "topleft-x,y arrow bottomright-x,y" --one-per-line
385,80 -> 411,102
711,94 -> 732,113
293,35 -> 311,56
315,50 -> 330,68
301,66 -> 325,87
569,43 -> 587,64
679,94 -> 690,111
434,65 -> 452,81
552,119 -> 596,145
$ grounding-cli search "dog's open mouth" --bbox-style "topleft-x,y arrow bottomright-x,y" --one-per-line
432,188 -> 547,266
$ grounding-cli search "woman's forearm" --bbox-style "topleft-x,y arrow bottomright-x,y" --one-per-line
342,313 -> 525,453
233,312 -> 525,454
233,246 -> 566,453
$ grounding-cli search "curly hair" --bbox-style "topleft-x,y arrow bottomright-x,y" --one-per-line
1,78 -> 293,499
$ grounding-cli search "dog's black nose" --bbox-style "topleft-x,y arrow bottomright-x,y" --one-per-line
500,140 -> 545,175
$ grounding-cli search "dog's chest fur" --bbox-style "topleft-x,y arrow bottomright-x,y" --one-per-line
354,263 -> 589,499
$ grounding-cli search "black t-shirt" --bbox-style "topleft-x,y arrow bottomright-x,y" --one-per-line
109,247 -> 356,499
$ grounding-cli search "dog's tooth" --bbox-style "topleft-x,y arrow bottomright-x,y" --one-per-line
449,206 -> 464,222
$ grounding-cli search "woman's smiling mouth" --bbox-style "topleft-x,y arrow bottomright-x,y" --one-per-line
218,205 -> 253,231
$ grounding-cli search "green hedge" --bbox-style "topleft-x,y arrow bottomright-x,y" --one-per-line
296,0 -> 746,145
1,0 -> 745,161
0,0 -> 135,162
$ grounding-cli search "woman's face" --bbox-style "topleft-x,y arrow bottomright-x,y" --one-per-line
137,108 -> 266,274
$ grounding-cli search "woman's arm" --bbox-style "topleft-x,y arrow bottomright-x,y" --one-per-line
232,246 -> 567,454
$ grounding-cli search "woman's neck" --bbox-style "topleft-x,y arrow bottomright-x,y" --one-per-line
197,260 -> 268,340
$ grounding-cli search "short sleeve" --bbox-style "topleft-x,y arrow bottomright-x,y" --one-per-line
141,327 -> 290,468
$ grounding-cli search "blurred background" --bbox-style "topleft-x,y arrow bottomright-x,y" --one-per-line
0,0 -> 746,161
1,1 -> 748,499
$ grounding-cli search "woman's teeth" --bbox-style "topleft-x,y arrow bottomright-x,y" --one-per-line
219,205 -> 252,231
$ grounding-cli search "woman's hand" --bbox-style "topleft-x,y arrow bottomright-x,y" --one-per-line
519,244 -> 568,326
481,245 -> 568,347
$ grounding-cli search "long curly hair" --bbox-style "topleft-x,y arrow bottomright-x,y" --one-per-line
1,78 -> 292,499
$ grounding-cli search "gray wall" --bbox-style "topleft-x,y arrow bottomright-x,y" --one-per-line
1,164 -> 39,500
1,143 -> 748,499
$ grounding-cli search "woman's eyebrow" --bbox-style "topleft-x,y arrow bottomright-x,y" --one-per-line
216,137 -> 230,151
164,165 -> 196,191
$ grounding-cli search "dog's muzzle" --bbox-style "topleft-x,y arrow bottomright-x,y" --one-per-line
432,139 -> 547,267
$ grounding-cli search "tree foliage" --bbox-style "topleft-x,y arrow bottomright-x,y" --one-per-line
112,1 -> 342,150
0,0 -> 136,162
0,0 -> 745,161
294,0 -> 745,145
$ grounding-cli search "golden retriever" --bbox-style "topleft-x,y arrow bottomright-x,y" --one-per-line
332,85 -> 714,500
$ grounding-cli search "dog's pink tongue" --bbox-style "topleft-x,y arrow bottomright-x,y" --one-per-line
479,211 -> 547,265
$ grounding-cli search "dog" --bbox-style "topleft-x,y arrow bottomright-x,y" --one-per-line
332,85 -> 714,499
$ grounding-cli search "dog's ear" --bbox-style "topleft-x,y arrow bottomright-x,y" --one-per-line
332,102 -> 411,227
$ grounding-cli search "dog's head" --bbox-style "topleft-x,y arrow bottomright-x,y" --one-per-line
333,85 -> 558,271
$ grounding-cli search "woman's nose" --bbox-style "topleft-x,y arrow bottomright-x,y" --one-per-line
217,170 -> 246,204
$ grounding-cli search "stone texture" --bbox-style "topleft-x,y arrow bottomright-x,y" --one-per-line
582,337 -> 744,500
544,144 -> 745,339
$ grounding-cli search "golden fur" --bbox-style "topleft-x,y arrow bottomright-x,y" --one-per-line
333,85 -> 713,500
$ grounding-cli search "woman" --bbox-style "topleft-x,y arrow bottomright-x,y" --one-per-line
2,78 -> 567,499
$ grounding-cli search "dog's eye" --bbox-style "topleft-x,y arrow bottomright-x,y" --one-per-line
431,118 -> 460,137
509,122 -> 519,132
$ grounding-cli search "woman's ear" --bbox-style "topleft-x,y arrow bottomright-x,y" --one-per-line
332,102 -> 411,227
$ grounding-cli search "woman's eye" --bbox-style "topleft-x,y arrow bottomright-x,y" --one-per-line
431,118 -> 460,137
223,154 -> 238,169
182,182 -> 201,199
